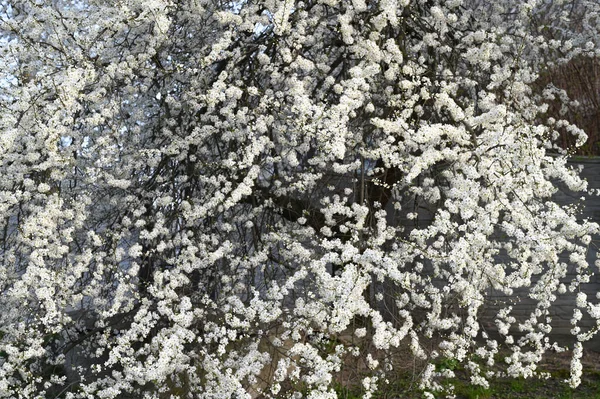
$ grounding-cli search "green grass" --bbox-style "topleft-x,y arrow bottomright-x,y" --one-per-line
333,383 -> 364,399
333,369 -> 600,399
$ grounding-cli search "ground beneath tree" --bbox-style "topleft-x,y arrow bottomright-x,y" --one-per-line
333,341 -> 600,399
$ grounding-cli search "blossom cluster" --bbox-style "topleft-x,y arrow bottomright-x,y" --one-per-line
0,0 -> 599,398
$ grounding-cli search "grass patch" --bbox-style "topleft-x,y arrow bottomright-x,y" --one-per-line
452,381 -> 492,399
333,369 -> 600,399
333,382 -> 364,399
329,339 -> 600,398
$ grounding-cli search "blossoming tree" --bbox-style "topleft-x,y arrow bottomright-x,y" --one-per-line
1,0 -> 600,397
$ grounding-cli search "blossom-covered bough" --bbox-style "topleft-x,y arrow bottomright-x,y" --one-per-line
1,0 -> 600,397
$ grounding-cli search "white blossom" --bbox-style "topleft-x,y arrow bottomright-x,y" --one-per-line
0,0 -> 598,397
